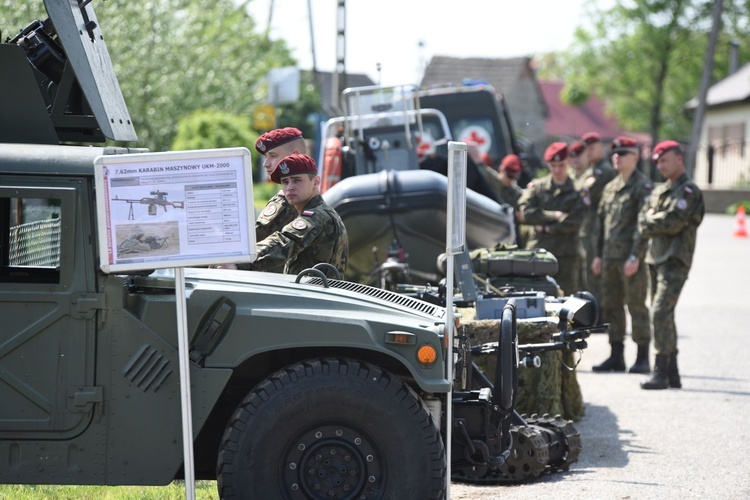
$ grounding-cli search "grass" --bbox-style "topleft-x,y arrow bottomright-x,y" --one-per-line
0,481 -> 219,499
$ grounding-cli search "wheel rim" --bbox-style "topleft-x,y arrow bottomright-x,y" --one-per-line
281,422 -> 385,499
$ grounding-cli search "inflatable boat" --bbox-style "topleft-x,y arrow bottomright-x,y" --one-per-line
323,169 -> 515,284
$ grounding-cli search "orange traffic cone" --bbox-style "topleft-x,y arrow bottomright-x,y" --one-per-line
734,206 -> 748,238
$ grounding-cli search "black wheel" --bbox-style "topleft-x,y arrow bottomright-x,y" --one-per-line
217,358 -> 446,499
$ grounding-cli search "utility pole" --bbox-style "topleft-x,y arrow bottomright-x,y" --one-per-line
333,0 -> 346,114
686,0 -> 723,178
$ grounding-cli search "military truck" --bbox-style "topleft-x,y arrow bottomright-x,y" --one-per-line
0,1 -> 597,497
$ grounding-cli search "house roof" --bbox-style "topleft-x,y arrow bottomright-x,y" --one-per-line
685,62 -> 750,109
420,55 -> 532,95
538,80 -> 624,140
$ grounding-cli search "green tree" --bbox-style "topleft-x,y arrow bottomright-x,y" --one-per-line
562,0 -> 750,144
0,0 -> 320,152
171,109 -> 258,151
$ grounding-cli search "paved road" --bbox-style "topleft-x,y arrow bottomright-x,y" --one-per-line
450,213 -> 750,499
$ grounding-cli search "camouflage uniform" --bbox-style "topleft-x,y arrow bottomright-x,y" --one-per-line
638,173 -> 704,355
256,191 -> 298,241
519,175 -> 586,294
498,182 -> 523,210
578,159 -> 617,298
595,169 -> 653,345
242,194 -> 348,275
254,192 -> 298,273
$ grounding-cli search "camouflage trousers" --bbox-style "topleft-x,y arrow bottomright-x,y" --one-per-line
602,258 -> 651,345
649,260 -> 689,355
579,233 -> 601,303
555,254 -> 580,296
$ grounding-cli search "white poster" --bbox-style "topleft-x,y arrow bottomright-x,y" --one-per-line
94,148 -> 255,273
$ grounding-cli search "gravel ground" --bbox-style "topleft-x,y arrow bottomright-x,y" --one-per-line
450,214 -> 750,499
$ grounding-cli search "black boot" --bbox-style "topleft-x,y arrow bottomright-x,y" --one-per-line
592,342 -> 626,372
641,354 -> 670,390
628,344 -> 650,374
669,351 -> 681,389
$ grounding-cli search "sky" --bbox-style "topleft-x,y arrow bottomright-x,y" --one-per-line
246,0 -> 609,86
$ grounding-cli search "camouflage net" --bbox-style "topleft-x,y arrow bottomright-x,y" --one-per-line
459,310 -> 584,421
10,219 -> 61,267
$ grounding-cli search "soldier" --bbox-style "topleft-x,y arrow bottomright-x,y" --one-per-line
569,141 -> 588,182
118,227 -> 152,254
254,127 -> 307,242
496,154 -> 524,210
591,137 -> 653,374
638,140 -> 704,390
518,142 -> 586,294
578,132 -> 617,302
497,154 -> 525,246
218,154 -> 348,275
569,141 -> 590,291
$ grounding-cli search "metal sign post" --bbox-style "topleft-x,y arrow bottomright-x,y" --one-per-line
445,141 -> 467,497
93,148 -> 255,499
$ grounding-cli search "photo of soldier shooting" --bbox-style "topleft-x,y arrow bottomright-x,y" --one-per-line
116,222 -> 179,258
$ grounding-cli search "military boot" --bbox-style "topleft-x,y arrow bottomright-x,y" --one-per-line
669,351 -> 681,389
628,344 -> 650,374
592,341 -> 626,372
640,354 -> 670,390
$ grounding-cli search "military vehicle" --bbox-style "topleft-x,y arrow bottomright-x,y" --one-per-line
0,1 -> 596,497
318,85 -> 517,285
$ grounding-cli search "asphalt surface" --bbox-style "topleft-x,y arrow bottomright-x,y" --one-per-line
450,213 -> 750,500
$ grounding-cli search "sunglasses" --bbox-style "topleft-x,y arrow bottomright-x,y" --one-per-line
612,150 -> 633,156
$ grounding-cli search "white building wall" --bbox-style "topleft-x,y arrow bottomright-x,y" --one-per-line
694,103 -> 750,189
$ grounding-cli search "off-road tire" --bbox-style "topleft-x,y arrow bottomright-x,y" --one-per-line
216,357 -> 446,499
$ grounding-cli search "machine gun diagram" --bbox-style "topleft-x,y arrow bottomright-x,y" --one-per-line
114,191 -> 184,220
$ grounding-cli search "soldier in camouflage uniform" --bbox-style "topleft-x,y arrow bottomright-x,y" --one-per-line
578,132 -> 617,301
591,137 -> 653,374
235,154 -> 348,275
638,140 -> 704,390
118,227 -> 151,254
496,154 -> 524,209
254,128 -> 307,243
518,142 -> 586,294
569,141 -> 588,182
569,141 -> 590,292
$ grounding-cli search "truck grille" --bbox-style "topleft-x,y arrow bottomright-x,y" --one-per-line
304,277 -> 445,319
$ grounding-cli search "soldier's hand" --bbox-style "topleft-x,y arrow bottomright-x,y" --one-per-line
623,258 -> 639,277
591,257 -> 602,276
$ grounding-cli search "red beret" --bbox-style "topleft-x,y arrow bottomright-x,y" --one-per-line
544,142 -> 569,162
581,132 -> 601,146
569,141 -> 586,158
611,136 -> 639,155
500,154 -> 521,174
270,154 -> 318,184
255,127 -> 303,155
651,140 -> 682,161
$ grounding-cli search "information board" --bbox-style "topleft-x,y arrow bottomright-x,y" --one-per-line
94,148 -> 255,273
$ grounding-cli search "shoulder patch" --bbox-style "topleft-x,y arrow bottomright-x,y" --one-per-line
676,199 -> 688,210
301,210 -> 315,217
291,219 -> 308,230
263,204 -> 278,217
644,183 -> 653,191
683,186 -> 693,195
594,168 -> 602,176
